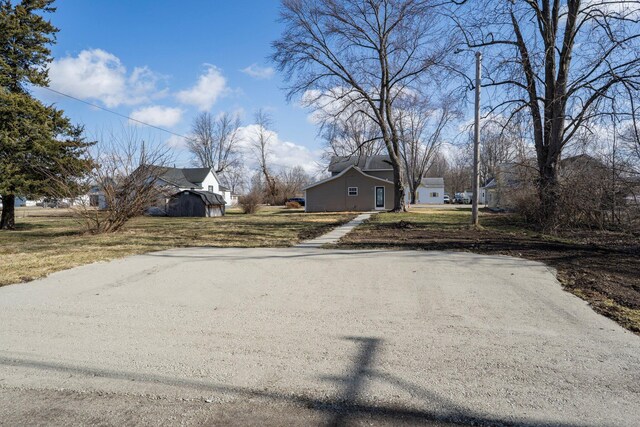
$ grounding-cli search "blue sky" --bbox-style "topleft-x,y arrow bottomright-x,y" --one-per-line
34,0 -> 322,171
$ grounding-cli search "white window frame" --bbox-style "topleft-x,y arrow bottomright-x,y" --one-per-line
347,187 -> 358,196
430,192 -> 439,198
208,185 -> 214,192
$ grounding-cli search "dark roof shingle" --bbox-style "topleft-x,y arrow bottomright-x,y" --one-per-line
172,190 -> 226,205
328,155 -> 392,173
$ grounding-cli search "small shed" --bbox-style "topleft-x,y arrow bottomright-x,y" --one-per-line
415,178 -> 445,204
167,190 -> 226,217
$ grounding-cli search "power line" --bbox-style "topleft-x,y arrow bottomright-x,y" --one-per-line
41,86 -> 195,142
41,86 -> 309,172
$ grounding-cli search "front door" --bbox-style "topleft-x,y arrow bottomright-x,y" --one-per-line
375,186 -> 385,209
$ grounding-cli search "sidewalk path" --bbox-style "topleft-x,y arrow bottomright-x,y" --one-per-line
296,212 -> 372,248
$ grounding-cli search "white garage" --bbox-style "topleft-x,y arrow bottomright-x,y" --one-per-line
415,177 -> 445,204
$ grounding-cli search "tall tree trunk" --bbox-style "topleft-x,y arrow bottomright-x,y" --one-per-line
0,194 -> 16,230
409,179 -> 419,205
391,163 -> 405,212
538,164 -> 559,230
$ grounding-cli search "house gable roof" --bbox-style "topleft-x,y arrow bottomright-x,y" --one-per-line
139,165 -> 217,189
420,177 -> 444,187
181,168 -> 213,184
304,165 -> 393,190
328,155 -> 392,174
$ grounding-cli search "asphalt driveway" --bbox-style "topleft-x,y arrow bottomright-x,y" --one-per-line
0,248 -> 638,426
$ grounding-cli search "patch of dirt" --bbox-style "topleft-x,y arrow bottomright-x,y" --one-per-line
339,223 -> 640,334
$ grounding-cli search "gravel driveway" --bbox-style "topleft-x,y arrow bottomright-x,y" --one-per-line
1,248 -> 638,426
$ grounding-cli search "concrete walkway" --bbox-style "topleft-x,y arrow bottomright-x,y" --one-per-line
296,212 -> 372,248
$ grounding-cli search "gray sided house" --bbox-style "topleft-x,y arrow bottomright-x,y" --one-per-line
168,190 -> 226,217
305,156 -> 395,212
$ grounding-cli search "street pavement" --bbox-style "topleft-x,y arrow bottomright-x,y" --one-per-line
1,247 -> 638,426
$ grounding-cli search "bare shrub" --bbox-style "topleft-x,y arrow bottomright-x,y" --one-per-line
238,192 -> 261,214
503,155 -> 639,231
285,201 -> 301,209
74,127 -> 173,233
509,185 -> 542,225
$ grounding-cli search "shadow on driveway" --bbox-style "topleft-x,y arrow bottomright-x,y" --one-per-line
0,336 -> 582,427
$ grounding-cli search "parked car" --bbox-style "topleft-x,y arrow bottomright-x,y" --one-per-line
40,198 -> 69,208
286,197 -> 305,207
454,193 -> 471,204
443,195 -> 451,204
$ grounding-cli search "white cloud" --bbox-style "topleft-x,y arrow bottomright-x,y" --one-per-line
165,135 -> 188,149
49,49 -> 165,108
130,106 -> 183,128
176,65 -> 228,111
237,124 -> 321,174
240,64 -> 275,80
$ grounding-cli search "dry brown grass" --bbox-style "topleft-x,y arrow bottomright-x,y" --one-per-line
0,207 -> 355,287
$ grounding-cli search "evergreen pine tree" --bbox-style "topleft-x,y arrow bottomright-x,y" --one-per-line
0,0 -> 93,229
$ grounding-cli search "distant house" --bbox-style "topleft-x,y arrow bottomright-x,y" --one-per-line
87,185 -> 108,209
410,177 -> 445,204
126,165 -> 232,214
229,192 -> 241,206
304,155 -> 395,212
167,190 -> 226,217
482,161 -> 536,210
152,166 -> 233,206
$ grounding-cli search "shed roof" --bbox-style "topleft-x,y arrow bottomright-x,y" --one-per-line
172,190 -> 226,205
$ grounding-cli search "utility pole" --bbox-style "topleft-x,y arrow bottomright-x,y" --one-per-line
472,51 -> 482,227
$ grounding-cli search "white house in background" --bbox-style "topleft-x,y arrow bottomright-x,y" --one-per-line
411,177 -> 445,204
152,166 -> 233,206
228,191 -> 241,206
84,166 -> 233,211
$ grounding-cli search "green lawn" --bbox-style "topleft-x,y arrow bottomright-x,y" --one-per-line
0,207 -> 355,287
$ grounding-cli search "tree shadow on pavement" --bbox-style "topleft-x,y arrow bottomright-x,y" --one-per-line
0,338 -> 584,427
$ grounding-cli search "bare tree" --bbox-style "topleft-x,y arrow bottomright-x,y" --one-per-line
320,111 -> 385,161
278,165 -> 311,202
621,119 -> 640,174
187,111 -> 242,180
452,0 -> 640,228
75,127 -> 172,233
249,110 -> 279,204
443,146 -> 472,195
473,114 -> 530,185
273,0 -> 455,211
425,151 -> 450,178
221,163 -> 247,195
398,96 -> 459,204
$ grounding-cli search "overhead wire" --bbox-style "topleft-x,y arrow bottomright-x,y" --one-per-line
40,86 -> 311,171
41,86 -> 196,142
